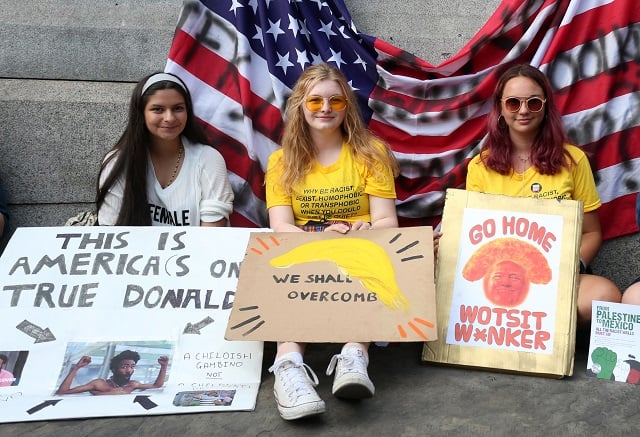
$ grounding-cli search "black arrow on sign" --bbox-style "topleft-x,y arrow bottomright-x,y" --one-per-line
27,399 -> 61,415
133,395 -> 158,410
16,320 -> 56,343
183,316 -> 214,334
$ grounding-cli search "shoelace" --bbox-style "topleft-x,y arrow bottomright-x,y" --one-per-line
269,361 -> 319,399
326,350 -> 367,376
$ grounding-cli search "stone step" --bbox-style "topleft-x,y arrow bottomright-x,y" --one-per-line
0,0 -> 181,81
0,79 -> 133,205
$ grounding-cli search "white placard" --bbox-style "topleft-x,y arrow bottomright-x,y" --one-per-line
0,227 -> 263,423
445,208 -> 563,353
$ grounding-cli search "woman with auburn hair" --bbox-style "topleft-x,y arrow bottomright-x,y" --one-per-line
264,63 -> 400,420
466,63 -> 621,323
97,71 -> 233,227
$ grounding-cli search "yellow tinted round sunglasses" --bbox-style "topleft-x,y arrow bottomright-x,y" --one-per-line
305,95 -> 348,112
501,96 -> 546,113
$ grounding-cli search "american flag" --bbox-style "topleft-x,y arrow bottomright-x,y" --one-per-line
166,0 -> 640,240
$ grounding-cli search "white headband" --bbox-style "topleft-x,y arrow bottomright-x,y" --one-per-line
141,73 -> 187,95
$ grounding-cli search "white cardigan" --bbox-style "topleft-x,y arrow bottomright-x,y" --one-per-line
98,138 -> 234,226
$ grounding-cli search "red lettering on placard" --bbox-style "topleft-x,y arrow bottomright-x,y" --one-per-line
501,216 -> 556,252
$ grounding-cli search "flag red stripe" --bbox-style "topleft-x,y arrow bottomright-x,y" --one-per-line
368,117 -> 486,154
540,0 -> 639,64
369,71 -> 499,114
199,121 -> 266,199
397,170 -> 468,198
553,61 -> 640,114
581,126 -> 640,170
230,211 -> 260,228
169,29 -> 284,141
599,193 -> 638,240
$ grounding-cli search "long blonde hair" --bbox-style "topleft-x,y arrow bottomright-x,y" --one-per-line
275,64 -> 398,194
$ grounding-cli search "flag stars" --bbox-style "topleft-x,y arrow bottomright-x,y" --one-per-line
337,25 -> 351,39
311,0 -> 326,10
288,14 -> 301,37
252,24 -> 264,47
295,48 -> 311,70
326,48 -> 345,67
318,20 -> 337,38
299,19 -> 311,40
353,54 -> 368,71
267,18 -> 286,42
229,0 -> 243,14
276,52 -> 294,74
248,0 -> 259,14
311,52 -> 323,65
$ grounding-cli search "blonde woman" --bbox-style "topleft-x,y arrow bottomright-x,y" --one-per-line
265,64 -> 399,420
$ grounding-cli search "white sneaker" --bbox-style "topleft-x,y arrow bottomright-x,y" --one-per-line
268,360 -> 326,420
326,348 -> 375,399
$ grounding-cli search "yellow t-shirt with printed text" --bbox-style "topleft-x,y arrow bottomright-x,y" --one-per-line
265,142 -> 396,226
466,144 -> 601,212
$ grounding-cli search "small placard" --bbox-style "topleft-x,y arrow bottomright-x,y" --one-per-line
587,300 -> 640,384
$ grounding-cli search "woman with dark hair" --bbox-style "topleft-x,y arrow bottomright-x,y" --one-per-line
466,63 -> 621,323
97,72 -> 233,227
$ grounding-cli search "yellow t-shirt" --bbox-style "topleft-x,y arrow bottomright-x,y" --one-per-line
265,142 -> 396,226
466,144 -> 601,212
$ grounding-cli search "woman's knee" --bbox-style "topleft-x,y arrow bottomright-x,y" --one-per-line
580,275 -> 621,303
622,282 -> 640,305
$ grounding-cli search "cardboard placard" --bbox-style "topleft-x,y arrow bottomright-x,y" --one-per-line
226,227 -> 436,342
587,300 -> 640,384
0,227 -> 263,423
422,189 -> 581,378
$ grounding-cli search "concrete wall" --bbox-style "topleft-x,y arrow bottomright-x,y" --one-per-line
0,0 -> 636,289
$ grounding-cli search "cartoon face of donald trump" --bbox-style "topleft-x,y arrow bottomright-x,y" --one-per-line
463,237 -> 552,307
